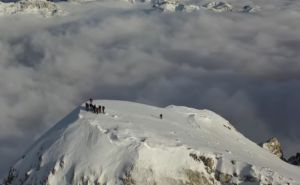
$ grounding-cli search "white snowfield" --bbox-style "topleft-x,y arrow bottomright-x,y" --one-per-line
2,100 -> 300,185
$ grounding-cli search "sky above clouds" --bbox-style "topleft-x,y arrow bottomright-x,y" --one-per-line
0,0 -> 300,176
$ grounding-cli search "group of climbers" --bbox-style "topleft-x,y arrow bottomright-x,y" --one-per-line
85,98 -> 163,119
85,98 -> 105,114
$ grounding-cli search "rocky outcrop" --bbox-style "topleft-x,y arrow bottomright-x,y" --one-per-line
261,137 -> 284,159
0,0 -> 65,17
202,1 -> 233,12
260,138 -> 300,167
152,0 -> 199,13
2,168 -> 17,185
241,5 -> 260,13
288,153 -> 300,166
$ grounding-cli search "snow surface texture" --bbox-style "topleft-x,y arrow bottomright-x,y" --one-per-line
1,100 -> 300,185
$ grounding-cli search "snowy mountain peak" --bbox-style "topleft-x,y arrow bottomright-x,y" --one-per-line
2,100 -> 300,185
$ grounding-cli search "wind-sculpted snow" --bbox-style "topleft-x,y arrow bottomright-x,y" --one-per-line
1,100 -> 300,185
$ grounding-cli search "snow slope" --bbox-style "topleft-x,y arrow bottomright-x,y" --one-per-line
1,100 -> 300,185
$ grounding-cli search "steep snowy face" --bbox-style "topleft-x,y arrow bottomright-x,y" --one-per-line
1,100 -> 300,185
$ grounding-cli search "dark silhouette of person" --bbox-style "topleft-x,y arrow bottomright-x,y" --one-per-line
99,105 -> 102,114
89,98 -> 93,104
160,114 -> 163,119
92,104 -> 96,113
102,106 -> 105,114
96,106 -> 99,114
85,102 -> 89,111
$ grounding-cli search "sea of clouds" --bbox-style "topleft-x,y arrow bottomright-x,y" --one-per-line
0,0 -> 300,176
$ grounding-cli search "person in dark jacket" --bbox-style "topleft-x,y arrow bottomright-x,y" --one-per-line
92,104 -> 96,113
102,106 -> 105,114
98,105 -> 102,114
96,106 -> 99,114
89,103 -> 93,111
160,114 -> 163,119
85,102 -> 89,111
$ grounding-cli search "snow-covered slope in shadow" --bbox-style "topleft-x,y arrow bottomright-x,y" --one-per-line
1,100 -> 299,185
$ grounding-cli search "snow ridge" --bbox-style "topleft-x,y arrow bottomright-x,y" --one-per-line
1,100 -> 300,185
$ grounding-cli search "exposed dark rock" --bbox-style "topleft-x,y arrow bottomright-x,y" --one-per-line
288,153 -> 300,166
260,137 -> 284,159
3,168 -> 17,185
215,170 -> 232,183
244,174 -> 259,182
121,172 -> 136,185
59,158 -> 65,169
189,153 -> 215,174
51,168 -> 56,175
184,169 -> 214,185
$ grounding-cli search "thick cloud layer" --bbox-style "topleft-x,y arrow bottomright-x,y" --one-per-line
0,1 -> 300,176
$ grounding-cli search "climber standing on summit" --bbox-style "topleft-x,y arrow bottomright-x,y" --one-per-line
98,105 -> 102,114
102,106 -> 105,114
85,102 -> 89,111
85,98 -> 108,115
89,98 -> 93,110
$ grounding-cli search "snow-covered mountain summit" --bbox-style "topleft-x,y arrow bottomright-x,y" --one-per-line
1,100 -> 300,185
